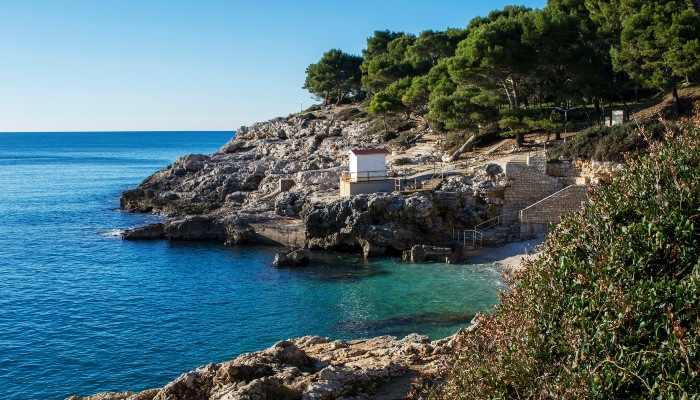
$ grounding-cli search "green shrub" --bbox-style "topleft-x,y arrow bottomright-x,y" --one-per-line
335,106 -> 367,121
552,121 -> 665,162
394,132 -> 416,146
393,157 -> 410,166
425,117 -> 700,399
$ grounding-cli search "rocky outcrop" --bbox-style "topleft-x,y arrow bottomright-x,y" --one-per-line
121,111 -> 379,217
402,245 -> 458,263
300,189 -> 497,257
67,332 -> 466,400
119,107 -> 510,256
272,247 -> 311,267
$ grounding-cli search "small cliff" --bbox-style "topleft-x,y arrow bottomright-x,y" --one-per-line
67,331 -> 470,400
120,107 -> 512,255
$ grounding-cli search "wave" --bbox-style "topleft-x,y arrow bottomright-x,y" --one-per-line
98,229 -> 123,238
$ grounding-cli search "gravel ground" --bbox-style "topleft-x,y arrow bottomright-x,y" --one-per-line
470,235 -> 546,271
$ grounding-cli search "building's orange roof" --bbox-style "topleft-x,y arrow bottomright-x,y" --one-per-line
348,148 -> 390,155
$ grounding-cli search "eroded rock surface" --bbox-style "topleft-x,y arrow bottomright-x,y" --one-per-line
120,107 -> 511,254
66,333 -> 463,400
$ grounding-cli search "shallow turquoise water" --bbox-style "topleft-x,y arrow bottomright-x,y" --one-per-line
0,132 -> 503,399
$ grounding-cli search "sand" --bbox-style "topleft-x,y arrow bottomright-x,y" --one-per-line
469,235 -> 545,271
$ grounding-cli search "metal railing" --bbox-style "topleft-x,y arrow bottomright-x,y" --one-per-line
452,228 -> 483,247
394,162 -> 453,193
340,170 -> 390,183
472,210 -> 521,231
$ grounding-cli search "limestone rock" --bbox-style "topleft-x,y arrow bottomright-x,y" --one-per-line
122,223 -> 166,240
407,245 -> 457,263
273,248 -> 311,267
120,106 -> 508,254
68,333 -> 458,400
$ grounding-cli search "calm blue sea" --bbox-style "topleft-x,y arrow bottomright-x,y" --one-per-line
0,132 -> 503,400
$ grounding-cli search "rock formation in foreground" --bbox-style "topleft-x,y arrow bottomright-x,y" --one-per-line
67,331 -> 468,400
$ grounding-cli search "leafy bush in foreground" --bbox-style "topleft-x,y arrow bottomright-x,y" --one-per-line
425,117 -> 700,399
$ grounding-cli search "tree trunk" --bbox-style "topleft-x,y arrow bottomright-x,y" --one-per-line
515,132 -> 525,147
511,79 -> 521,110
336,90 -> 345,106
447,133 -> 480,162
672,84 -> 683,115
500,80 -> 517,110
593,98 -> 601,124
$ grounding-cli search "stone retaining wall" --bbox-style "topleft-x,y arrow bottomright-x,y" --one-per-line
519,185 -> 588,238
249,220 -> 306,247
503,156 -> 564,223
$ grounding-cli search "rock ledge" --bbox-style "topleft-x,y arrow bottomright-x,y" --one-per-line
67,332 -> 468,400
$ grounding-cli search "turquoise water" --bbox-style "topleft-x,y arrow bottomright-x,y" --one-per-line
0,132 -> 503,400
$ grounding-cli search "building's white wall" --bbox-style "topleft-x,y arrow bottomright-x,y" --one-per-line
355,154 -> 386,172
348,153 -> 387,181
349,153 -> 359,174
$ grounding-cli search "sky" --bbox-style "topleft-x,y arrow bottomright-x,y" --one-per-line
0,0 -> 547,132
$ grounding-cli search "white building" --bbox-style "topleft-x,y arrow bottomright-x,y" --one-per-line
348,148 -> 390,181
340,148 -> 394,197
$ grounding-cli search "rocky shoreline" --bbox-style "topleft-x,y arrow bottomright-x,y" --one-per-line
94,106 -> 574,400
66,328 -> 478,400
119,107 -> 515,258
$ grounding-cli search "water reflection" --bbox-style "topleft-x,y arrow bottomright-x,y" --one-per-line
335,311 -> 476,338
278,251 -> 393,283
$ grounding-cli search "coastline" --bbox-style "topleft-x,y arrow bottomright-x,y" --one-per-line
468,235 -> 545,271
98,105 -> 578,399
66,242 -> 536,400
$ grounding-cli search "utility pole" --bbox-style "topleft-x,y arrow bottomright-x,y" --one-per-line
555,106 -> 577,142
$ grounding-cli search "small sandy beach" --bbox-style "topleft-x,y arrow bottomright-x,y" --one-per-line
469,235 -> 546,271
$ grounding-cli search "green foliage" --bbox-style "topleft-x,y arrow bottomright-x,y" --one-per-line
585,0 -> 700,112
306,0 -> 700,145
616,1 -> 700,92
367,90 -> 403,116
522,5 -> 609,103
425,117 -> 700,399
427,89 -> 497,132
449,11 -> 533,111
303,49 -> 363,105
405,29 -> 467,73
360,31 -> 417,94
392,156 -> 410,166
553,121 -> 664,161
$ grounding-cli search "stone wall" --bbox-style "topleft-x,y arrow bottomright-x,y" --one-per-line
249,220 -> 306,247
503,156 -> 564,223
339,179 -> 395,197
519,185 -> 588,238
545,161 -> 577,177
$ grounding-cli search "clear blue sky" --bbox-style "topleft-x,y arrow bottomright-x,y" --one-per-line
0,1 -> 547,132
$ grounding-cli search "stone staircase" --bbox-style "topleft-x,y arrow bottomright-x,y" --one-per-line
393,162 -> 457,194
389,132 -> 442,163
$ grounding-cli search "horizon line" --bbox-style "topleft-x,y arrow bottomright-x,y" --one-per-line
0,130 -> 236,134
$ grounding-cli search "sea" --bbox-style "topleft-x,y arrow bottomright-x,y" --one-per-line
0,131 -> 503,400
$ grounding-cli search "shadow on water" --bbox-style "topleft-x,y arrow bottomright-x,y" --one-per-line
285,261 -> 392,283
276,251 -> 393,283
334,311 -> 476,338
